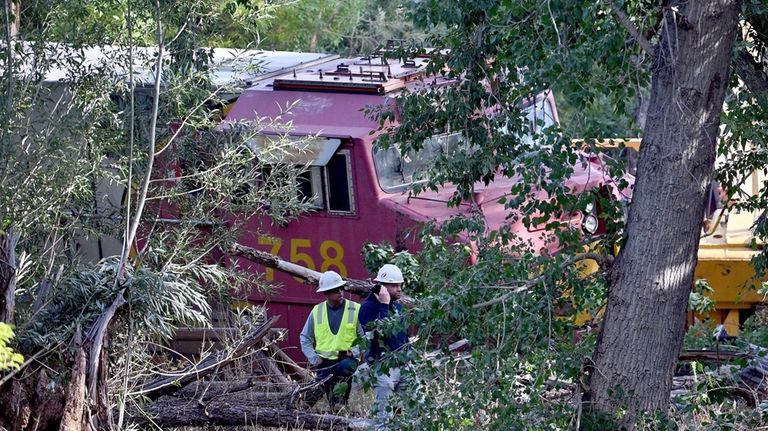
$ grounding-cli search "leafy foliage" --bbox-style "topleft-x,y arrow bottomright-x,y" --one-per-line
0,1 -> 310,427
0,323 -> 23,371
362,241 -> 422,292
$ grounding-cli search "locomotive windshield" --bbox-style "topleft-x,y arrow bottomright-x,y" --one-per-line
373,99 -> 556,193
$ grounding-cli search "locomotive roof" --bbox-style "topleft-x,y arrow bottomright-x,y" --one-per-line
222,55 -> 454,139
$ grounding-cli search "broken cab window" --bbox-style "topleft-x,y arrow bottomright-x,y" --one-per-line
325,150 -> 354,214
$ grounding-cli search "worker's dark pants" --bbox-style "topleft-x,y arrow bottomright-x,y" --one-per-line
316,357 -> 358,406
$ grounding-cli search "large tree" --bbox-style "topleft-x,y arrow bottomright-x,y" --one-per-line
583,0 -> 742,426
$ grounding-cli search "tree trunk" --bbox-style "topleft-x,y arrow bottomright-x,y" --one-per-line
59,328 -> 86,431
584,1 -> 742,428
0,227 -> 19,323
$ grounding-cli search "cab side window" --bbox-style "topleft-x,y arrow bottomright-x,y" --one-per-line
325,150 -> 354,214
297,167 -> 323,209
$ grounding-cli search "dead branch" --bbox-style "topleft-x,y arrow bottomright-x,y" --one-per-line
678,349 -> 750,362
165,377 -> 325,409
228,243 -> 414,307
169,378 -> 269,401
267,342 -> 314,382
131,315 -> 279,400
255,350 -> 291,385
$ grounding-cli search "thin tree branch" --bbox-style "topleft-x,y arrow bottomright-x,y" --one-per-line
117,0 -> 164,278
608,2 -> 655,57
472,252 -> 613,309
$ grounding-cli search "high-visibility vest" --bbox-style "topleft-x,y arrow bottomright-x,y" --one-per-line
312,300 -> 360,360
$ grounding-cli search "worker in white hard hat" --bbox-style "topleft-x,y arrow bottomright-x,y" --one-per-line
300,270 -> 364,408
358,263 -> 409,431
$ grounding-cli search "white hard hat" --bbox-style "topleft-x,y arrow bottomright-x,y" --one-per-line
374,264 -> 404,284
317,270 -> 346,293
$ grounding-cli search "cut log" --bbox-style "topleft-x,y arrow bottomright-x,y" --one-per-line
133,398 -> 371,430
132,315 -> 279,400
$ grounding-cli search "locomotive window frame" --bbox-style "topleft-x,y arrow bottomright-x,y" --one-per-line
323,149 -> 355,215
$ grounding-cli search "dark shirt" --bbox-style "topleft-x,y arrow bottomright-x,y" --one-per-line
358,293 -> 408,361
325,302 -> 345,334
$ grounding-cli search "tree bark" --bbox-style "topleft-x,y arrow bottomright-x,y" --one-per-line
59,328 -> 86,431
584,1 -> 742,428
133,399 -> 366,429
0,227 -> 19,323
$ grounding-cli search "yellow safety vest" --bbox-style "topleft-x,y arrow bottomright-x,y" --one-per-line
312,300 -> 359,360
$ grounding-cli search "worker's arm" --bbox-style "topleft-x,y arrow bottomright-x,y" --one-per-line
299,315 -> 322,366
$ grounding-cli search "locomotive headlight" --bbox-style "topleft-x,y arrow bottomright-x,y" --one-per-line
583,214 -> 599,235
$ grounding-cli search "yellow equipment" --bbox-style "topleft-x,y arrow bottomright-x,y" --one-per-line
582,138 -> 766,334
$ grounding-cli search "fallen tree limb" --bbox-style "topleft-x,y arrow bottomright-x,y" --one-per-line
167,378 -> 326,409
131,315 -> 279,400
133,399 -> 370,430
679,349 -> 750,362
228,244 -> 373,296
169,379 -> 267,401
228,243 -> 414,307
255,350 -> 291,385
267,342 -> 313,382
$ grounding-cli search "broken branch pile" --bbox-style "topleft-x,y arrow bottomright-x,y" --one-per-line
127,315 -> 370,429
